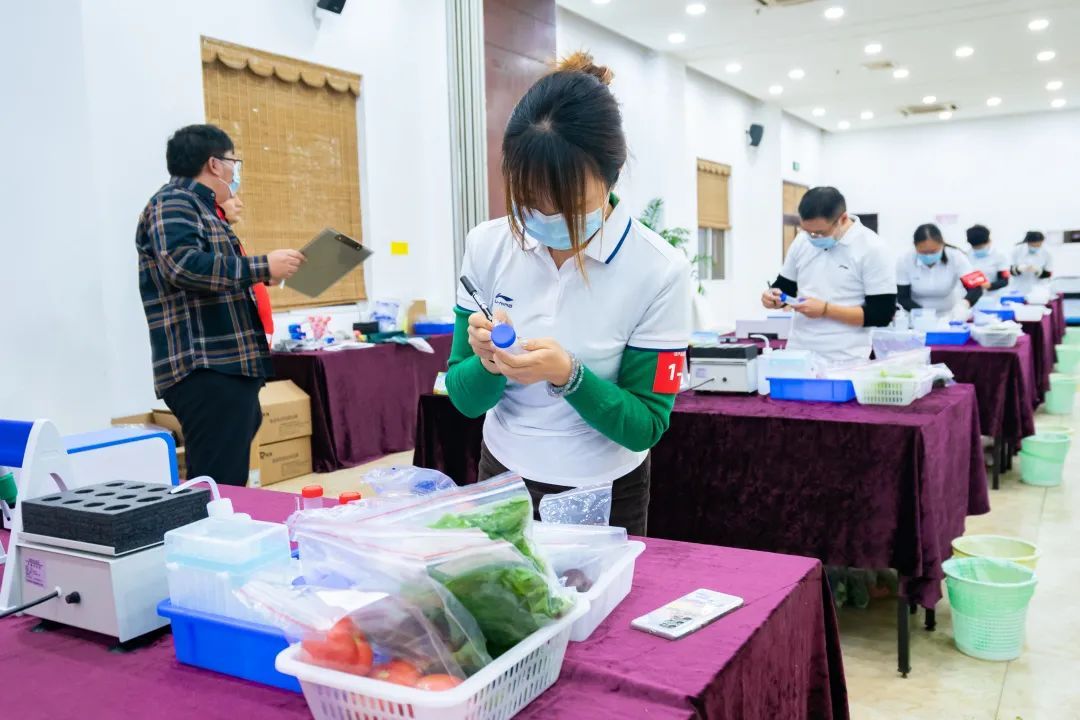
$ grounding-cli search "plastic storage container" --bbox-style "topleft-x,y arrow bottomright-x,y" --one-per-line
158,600 -> 300,692
1043,388 -> 1075,416
276,598 -> 590,720
767,378 -> 856,403
413,321 -> 455,336
1021,432 -> 1071,462
951,535 -> 1040,570
852,372 -> 934,406
925,327 -> 972,346
1010,305 -> 1048,322
976,309 -> 1016,323
971,326 -> 1022,348
569,540 -> 645,642
164,482 -> 292,623
943,557 -> 1037,662
1019,451 -> 1065,487
1049,372 -> 1078,396
759,349 -> 819,379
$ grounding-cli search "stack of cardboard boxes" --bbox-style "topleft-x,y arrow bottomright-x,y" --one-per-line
112,380 -> 313,487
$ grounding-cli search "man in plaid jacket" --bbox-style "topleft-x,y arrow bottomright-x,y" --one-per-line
136,124 -> 305,485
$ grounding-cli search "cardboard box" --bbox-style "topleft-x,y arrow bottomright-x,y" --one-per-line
152,409 -> 185,445
258,381 -> 312,445
258,436 -> 312,486
112,412 -> 156,427
176,446 -> 187,481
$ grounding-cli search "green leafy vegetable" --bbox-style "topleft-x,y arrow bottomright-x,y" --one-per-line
430,497 -> 546,573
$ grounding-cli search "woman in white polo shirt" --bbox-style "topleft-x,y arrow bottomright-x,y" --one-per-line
1010,231 -> 1054,294
761,186 -> 897,363
444,53 -> 691,535
897,223 -> 984,315
966,224 -> 1010,301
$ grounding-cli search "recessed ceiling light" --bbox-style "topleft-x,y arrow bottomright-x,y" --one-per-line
812,107 -> 826,117
725,62 -> 742,74
1046,80 -> 1063,92
864,42 -> 882,55
837,120 -> 851,130
922,95 -> 937,104
668,32 -> 686,44
955,46 -> 974,58
939,111 -> 953,120
686,2 -> 706,15
1051,98 -> 1067,109
1028,18 -> 1049,32
592,0 -> 612,4
768,84 -> 784,96
986,96 -> 1002,107
1037,50 -> 1056,62
788,68 -> 805,80
893,68 -> 910,79
860,110 -> 874,120
824,6 -> 844,20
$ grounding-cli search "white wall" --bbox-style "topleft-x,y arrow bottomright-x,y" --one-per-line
2,0 -> 454,432
824,110 -> 1080,272
557,9 -> 824,328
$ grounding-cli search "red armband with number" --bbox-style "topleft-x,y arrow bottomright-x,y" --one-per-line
652,351 -> 686,393
961,270 -> 988,289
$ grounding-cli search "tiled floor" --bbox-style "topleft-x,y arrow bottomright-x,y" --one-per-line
267,410 -> 1080,719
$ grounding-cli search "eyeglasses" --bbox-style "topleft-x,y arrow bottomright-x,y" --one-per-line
806,216 -> 843,239
213,156 -> 243,171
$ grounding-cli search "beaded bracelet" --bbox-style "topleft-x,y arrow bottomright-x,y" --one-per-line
547,352 -> 583,398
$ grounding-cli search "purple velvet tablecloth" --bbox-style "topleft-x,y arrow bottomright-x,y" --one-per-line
1050,294 -> 1067,344
415,385 -> 989,609
929,337 -> 1037,446
271,335 -> 452,472
0,487 -> 848,720
1021,314 -> 1056,403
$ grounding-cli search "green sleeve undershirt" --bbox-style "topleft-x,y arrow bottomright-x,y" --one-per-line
445,305 -> 507,418
566,349 -> 676,452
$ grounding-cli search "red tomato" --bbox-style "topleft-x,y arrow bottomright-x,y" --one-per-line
302,632 -> 358,666
415,674 -> 463,691
351,637 -> 374,676
369,659 -> 422,687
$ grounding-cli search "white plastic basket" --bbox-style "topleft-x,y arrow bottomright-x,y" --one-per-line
276,598 -> 590,720
852,373 -> 934,406
569,540 -> 645,642
1009,305 -> 1048,322
972,326 -> 1021,348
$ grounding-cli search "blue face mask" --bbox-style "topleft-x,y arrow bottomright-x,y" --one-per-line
1028,245 -> 1040,255
228,162 -> 241,196
518,206 -> 604,251
973,248 -> 990,259
918,251 -> 943,266
808,235 -> 837,250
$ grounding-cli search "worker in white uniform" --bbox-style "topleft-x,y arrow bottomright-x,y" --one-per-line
1010,231 -> 1054,294
761,186 -> 896,363
966,224 -> 1011,302
897,223 -> 984,316
445,53 -> 691,536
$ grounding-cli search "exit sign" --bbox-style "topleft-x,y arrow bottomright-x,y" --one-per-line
792,161 -> 801,172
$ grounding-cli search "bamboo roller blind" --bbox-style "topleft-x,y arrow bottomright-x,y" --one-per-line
201,37 -> 365,309
697,159 -> 731,230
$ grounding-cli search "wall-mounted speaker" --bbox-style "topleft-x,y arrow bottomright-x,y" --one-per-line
316,0 -> 347,14
747,123 -> 764,147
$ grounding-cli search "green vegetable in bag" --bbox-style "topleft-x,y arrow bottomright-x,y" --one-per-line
430,497 -> 546,573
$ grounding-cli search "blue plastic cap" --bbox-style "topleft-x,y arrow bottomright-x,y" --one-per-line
491,323 -> 517,349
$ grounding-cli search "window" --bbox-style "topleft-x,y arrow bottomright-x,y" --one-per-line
696,159 -> 731,280
202,37 -> 365,309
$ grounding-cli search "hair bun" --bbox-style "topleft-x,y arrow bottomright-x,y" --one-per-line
554,51 -> 614,85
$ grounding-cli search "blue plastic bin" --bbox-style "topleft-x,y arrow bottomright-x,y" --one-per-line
768,378 -> 856,402
1000,296 -> 1027,305
158,600 -> 300,692
925,328 -> 972,346
413,322 -> 454,335
979,309 -> 1016,322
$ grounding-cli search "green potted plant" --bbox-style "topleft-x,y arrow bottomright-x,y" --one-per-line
638,198 -> 707,293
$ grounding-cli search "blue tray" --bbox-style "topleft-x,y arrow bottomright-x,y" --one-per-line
413,322 -> 454,335
768,378 -> 856,403
158,600 -> 300,692
925,329 -> 971,346
977,309 -> 1016,322
1000,296 -> 1027,305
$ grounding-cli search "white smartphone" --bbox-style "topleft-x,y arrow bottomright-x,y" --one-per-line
631,588 -> 744,640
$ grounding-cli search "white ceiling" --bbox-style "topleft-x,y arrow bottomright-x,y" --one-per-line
556,0 -> 1080,132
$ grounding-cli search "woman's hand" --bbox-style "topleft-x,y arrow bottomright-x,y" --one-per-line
493,337 -> 573,386
792,297 -> 827,319
761,288 -> 783,310
468,310 -> 509,375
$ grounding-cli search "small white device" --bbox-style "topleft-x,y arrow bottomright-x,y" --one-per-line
735,315 -> 792,340
631,588 -> 744,640
687,345 -> 759,394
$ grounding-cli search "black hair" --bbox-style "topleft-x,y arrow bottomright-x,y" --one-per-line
966,224 -> 990,247
166,124 -> 234,178
502,52 -> 626,271
1023,231 -> 1046,244
798,187 -> 847,222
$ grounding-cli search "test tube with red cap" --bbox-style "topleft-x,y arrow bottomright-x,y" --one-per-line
339,491 -> 361,505
301,485 -> 325,510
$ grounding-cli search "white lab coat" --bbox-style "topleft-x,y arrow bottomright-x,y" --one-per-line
897,248 -> 974,311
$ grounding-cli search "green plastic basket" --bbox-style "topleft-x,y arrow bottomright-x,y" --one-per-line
1019,451 -> 1065,487
1062,330 -> 1080,346
1043,389 -> 1075,416
1055,345 -> 1080,372
1050,372 -> 1079,395
1021,432 -> 1071,462
944,557 -> 1037,662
